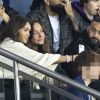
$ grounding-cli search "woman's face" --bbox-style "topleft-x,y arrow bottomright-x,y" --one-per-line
31,22 -> 45,45
17,22 -> 31,44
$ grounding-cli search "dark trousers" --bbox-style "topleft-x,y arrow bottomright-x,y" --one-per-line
0,79 -> 31,100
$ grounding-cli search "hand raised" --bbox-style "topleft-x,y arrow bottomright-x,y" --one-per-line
0,6 -> 5,16
60,0 -> 74,17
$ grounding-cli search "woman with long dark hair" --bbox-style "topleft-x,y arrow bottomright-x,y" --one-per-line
28,20 -> 50,53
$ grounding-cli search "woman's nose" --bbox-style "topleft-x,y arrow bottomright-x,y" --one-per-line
27,32 -> 30,37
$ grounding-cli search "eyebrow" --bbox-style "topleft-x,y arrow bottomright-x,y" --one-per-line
24,27 -> 31,30
91,26 -> 100,31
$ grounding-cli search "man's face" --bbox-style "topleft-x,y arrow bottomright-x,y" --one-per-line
47,0 -> 66,13
82,66 -> 100,82
88,21 -> 100,47
85,0 -> 100,16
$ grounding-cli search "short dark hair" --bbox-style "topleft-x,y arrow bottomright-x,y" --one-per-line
75,50 -> 100,66
80,0 -> 89,7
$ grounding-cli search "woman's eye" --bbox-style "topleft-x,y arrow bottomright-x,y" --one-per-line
24,28 -> 28,31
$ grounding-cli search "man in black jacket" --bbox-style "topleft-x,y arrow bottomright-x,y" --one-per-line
64,17 -> 100,55
79,17 -> 100,52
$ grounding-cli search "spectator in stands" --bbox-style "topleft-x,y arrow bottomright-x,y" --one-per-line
64,17 -> 100,55
79,17 -> 100,51
75,50 -> 100,85
27,20 -> 52,92
72,0 -> 100,31
28,20 -> 50,53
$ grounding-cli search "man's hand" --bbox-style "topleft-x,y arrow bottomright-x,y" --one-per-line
60,0 -> 79,31
60,0 -> 74,17
0,5 -> 10,23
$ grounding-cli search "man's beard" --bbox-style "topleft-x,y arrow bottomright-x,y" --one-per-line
50,4 -> 65,14
90,37 -> 100,51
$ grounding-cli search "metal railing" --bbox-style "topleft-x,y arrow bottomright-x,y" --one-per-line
0,48 -> 100,100
0,62 -> 83,100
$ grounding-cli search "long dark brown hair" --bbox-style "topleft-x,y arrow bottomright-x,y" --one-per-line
28,20 -> 50,53
0,15 -> 31,43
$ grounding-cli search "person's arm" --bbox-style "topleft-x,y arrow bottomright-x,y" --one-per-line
1,12 -> 10,23
60,1 -> 79,31
54,55 -> 77,64
0,6 -> 10,23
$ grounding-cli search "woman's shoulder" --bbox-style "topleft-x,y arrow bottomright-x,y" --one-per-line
0,37 -> 25,50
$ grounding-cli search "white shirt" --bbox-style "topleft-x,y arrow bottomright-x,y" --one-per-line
0,38 -> 61,79
49,15 -> 60,52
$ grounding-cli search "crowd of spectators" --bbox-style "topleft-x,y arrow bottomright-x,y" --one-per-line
0,0 -> 100,100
